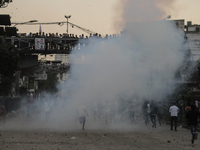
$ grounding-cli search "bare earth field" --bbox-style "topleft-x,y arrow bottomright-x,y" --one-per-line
0,110 -> 199,150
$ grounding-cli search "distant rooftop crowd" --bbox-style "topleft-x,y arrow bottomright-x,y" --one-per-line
5,32 -> 122,51
17,32 -> 121,39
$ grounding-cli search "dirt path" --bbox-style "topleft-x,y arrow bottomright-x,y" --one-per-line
0,110 -> 199,150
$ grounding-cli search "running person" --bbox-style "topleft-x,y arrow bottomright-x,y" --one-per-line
78,105 -> 89,130
129,102 -> 135,124
0,105 -> 6,122
186,105 -> 200,144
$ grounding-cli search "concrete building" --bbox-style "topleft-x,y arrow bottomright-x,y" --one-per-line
185,21 -> 200,60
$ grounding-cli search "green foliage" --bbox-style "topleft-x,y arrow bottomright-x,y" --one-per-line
38,73 -> 59,93
169,49 -> 199,104
19,86 -> 27,96
190,60 -> 200,86
0,0 -> 12,8
0,37 -> 20,96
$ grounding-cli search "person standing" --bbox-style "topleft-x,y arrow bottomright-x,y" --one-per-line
44,100 -> 51,121
0,104 -> 6,123
92,102 -> 98,121
142,101 -> 149,125
104,101 -> 111,124
157,101 -> 164,125
129,102 -> 135,124
26,93 -> 33,118
185,102 -> 191,128
186,105 -> 200,144
150,100 -> 157,128
27,32 -> 32,38
185,102 -> 191,114
169,101 -> 179,131
78,105 -> 89,130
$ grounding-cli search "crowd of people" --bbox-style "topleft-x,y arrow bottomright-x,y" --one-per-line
184,102 -> 200,144
19,32 -> 118,39
22,92 -> 200,144
25,92 -> 64,121
6,32 -> 120,51
0,91 -> 199,145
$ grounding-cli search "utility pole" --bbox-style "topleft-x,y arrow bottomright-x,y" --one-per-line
64,15 -> 71,34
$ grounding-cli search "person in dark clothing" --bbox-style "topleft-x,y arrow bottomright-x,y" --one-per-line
186,105 -> 200,144
78,105 -> 89,130
185,102 -> 191,114
0,104 -> 6,123
129,102 -> 135,124
185,102 -> 192,128
150,101 -> 157,128
157,101 -> 164,125
142,101 -> 149,125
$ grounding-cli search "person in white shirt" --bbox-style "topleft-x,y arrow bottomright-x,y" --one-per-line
78,105 -> 89,130
104,101 -> 111,124
169,101 -> 179,131
44,100 -> 51,121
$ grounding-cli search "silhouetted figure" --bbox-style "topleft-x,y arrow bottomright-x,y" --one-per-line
78,105 -> 89,130
142,101 -> 149,125
44,100 -> 51,121
186,105 -> 200,144
150,101 -> 157,128
129,102 -> 135,124
185,102 -> 191,128
0,104 -> 6,123
157,101 -> 164,125
169,101 -> 179,131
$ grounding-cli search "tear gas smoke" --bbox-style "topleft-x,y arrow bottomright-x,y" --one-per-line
64,20 -> 185,116
58,0 -> 186,130
113,0 -> 177,32
2,0 -> 188,132
41,18 -> 185,131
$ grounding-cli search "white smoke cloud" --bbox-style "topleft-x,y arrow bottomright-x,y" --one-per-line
113,0 -> 177,32
36,1 -> 186,130
56,0 -> 186,130
1,0 -> 187,132
50,18 -> 185,131
66,21 -> 185,105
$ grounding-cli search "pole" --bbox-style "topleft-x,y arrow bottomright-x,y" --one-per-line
65,15 -> 71,34
67,18 -> 68,34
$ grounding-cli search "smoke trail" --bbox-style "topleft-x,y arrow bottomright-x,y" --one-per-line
55,0 -> 186,130
66,23 -> 185,104
113,0 -> 177,33
2,0 -> 187,132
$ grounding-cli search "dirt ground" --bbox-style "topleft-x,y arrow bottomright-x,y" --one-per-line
0,109 -> 199,150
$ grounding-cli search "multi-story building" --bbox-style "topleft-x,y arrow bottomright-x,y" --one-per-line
185,21 -> 200,60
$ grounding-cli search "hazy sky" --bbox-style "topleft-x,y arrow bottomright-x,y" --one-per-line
1,0 -> 200,36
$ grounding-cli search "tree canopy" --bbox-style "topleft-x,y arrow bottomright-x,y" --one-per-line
0,0 -> 12,8
0,37 -> 20,96
38,73 -> 59,94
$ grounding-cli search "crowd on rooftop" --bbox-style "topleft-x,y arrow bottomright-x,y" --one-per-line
16,32 -> 120,39
5,31 -> 121,51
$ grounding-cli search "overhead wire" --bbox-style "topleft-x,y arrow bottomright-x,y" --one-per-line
11,21 -> 102,36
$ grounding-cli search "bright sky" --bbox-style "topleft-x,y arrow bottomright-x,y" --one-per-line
1,0 -> 200,37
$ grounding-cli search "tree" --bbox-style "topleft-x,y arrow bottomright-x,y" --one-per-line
0,0 -> 12,8
38,73 -> 59,93
0,37 -> 20,96
190,60 -> 200,87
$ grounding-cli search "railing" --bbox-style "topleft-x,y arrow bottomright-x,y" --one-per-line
5,37 -> 81,54
42,64 -> 70,73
